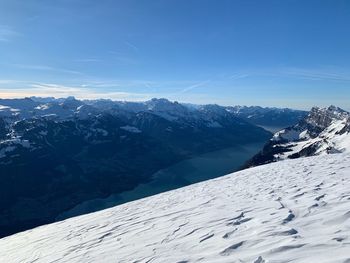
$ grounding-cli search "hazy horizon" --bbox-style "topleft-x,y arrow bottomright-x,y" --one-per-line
1,95 -> 348,112
1,0 -> 350,110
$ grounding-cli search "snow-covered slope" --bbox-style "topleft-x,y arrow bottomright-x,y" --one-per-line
274,117 -> 350,157
1,153 -> 350,263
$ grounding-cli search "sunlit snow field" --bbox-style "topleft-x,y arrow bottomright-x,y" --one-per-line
1,153 -> 350,263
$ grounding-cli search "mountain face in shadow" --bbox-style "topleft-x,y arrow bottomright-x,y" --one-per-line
0,97 -> 306,237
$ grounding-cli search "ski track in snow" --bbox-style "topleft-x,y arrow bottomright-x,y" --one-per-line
1,154 -> 350,263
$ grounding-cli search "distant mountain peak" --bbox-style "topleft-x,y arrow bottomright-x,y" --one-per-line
306,105 -> 349,130
310,105 -> 347,115
149,97 -> 170,102
65,96 -> 77,101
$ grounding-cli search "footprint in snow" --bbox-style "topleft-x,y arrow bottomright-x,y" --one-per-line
333,237 -> 345,242
254,256 -> 266,263
227,212 -> 252,226
293,192 -> 305,199
222,228 -> 237,239
232,217 -> 252,226
220,241 -> 244,256
199,234 -> 214,243
270,244 -> 305,253
315,194 -> 326,201
315,182 -> 324,188
307,203 -> 319,213
282,211 -> 295,224
278,228 -> 298,236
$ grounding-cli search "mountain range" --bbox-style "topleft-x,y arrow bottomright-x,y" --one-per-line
1,97 -> 293,238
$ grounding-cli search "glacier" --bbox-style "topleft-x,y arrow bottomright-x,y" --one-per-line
1,153 -> 350,263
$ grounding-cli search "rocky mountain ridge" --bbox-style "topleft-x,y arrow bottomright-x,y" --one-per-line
247,105 -> 350,167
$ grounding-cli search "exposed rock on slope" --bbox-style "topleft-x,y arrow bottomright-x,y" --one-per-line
247,106 -> 350,166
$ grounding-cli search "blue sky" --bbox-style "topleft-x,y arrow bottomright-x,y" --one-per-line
0,0 -> 350,110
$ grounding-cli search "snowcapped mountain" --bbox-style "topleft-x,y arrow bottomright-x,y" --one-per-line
0,97 -> 274,238
0,97 -> 306,130
247,106 -> 350,166
1,153 -> 349,263
226,105 -> 307,132
0,96 -> 311,238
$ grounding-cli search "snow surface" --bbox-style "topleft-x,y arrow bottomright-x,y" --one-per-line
1,153 -> 350,263
206,121 -> 223,128
120,125 -> 142,133
0,105 -> 20,112
0,138 -> 31,159
272,129 -> 301,141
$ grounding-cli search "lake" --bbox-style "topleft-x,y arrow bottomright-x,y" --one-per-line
56,142 -> 265,220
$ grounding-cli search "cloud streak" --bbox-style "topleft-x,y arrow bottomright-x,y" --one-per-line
236,67 -> 350,83
11,64 -> 84,75
0,82 -> 157,101
179,80 -> 211,93
124,41 -> 139,52
73,58 -> 102,63
0,25 -> 19,42
0,78 -> 217,103
277,67 -> 350,82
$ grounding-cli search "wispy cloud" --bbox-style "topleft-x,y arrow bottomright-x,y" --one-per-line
0,79 -> 28,85
276,67 -> 350,82
11,64 -> 84,75
108,51 -> 139,65
30,83 -> 85,95
223,67 -> 350,83
0,78 -> 215,101
0,82 -> 157,101
179,80 -> 211,93
234,67 -> 350,83
73,58 -> 102,63
124,41 -> 139,52
0,25 -> 20,42
229,73 -> 250,80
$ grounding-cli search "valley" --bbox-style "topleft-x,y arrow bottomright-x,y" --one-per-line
0,97 -> 275,237
57,142 -> 264,220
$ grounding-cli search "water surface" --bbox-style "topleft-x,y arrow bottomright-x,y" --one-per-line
57,142 -> 264,220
